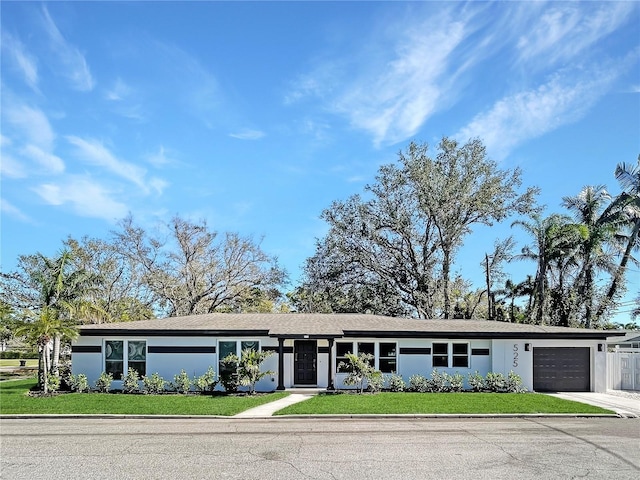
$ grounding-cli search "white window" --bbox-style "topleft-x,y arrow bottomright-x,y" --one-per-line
335,341 -> 397,373
105,340 -> 146,380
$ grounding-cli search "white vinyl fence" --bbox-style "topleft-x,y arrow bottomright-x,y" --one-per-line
608,349 -> 640,391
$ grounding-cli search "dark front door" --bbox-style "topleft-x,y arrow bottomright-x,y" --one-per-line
294,340 -> 317,385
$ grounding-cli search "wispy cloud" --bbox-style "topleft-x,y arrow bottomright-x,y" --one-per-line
4,103 -> 55,150
0,152 -> 27,179
66,136 -> 166,195
35,175 -> 128,221
286,6 -> 478,147
1,32 -> 38,91
517,3 -> 635,67
229,129 -> 265,140
20,145 -> 64,174
456,65 -> 622,159
1,198 -> 32,223
105,78 -> 132,101
41,6 -> 94,91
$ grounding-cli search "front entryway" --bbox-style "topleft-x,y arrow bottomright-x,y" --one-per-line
294,340 -> 317,385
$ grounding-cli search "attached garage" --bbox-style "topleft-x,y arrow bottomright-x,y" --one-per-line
533,347 -> 590,392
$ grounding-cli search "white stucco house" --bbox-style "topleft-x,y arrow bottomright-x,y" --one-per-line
71,313 -> 622,393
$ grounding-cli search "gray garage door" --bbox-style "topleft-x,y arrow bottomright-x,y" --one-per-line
533,347 -> 590,392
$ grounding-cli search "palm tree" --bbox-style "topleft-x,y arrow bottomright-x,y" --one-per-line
512,214 -> 583,325
596,158 -> 640,320
15,306 -> 78,393
562,185 -> 620,328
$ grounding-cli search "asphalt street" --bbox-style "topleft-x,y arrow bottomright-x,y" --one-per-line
1,417 -> 639,479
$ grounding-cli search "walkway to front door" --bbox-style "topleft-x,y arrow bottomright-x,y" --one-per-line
294,340 -> 317,385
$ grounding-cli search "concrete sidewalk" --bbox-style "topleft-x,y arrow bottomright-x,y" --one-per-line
548,391 -> 640,418
233,393 -> 316,418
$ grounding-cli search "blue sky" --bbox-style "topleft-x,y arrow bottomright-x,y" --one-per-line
1,2 -> 639,322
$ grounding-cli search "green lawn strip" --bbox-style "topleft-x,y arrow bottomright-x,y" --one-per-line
0,379 -> 289,416
0,359 -> 38,367
275,392 -> 614,415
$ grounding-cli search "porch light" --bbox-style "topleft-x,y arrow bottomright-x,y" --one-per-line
598,343 -> 604,352
524,343 -> 530,352
304,334 -> 309,339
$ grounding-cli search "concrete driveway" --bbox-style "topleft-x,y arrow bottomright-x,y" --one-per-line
548,390 -> 640,418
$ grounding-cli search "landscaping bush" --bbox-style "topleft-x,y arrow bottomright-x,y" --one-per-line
485,372 -> 507,392
219,355 -> 240,393
68,373 -> 90,393
388,374 -> 406,392
367,370 -> 384,393
506,371 -> 527,393
48,375 -> 61,393
237,349 -> 274,395
467,371 -> 486,392
122,368 -> 141,394
95,372 -> 113,393
427,369 -> 448,392
338,352 -> 381,394
408,374 -> 429,392
448,372 -> 465,392
172,369 -> 192,394
142,372 -> 167,394
194,366 -> 217,394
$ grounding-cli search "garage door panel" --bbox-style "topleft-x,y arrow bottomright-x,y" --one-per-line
533,347 -> 590,392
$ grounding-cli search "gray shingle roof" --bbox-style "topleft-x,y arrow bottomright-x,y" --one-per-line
79,313 -> 621,339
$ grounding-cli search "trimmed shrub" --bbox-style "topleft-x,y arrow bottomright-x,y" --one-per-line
142,373 -> 167,394
219,355 -> 240,393
467,371 -> 486,392
485,372 -> 507,392
95,372 -> 113,393
428,369 -> 448,392
388,374 -> 406,392
367,370 -> 384,393
122,368 -> 141,394
48,375 -> 61,393
172,369 -> 192,394
448,372 -> 465,392
194,366 -> 218,394
68,373 -> 90,393
506,371 -> 527,393
408,374 -> 429,392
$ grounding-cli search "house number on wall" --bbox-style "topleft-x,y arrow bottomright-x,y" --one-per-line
512,344 -> 519,368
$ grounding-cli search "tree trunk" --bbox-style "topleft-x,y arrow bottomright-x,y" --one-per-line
442,248 -> 451,319
485,254 -> 492,320
596,220 -> 639,321
51,336 -> 61,377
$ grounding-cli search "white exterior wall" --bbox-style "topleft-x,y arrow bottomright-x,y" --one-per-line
491,338 -> 605,392
71,336 -> 103,386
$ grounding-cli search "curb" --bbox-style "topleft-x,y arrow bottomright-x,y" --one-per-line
0,413 -> 624,420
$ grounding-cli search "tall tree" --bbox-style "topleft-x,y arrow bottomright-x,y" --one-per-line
562,185 -> 620,327
512,214 -> 584,325
596,158 -> 640,320
303,137 -> 537,318
113,216 -> 287,316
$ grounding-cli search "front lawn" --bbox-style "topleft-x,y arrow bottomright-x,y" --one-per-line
0,359 -> 38,368
275,392 -> 614,415
0,379 -> 289,416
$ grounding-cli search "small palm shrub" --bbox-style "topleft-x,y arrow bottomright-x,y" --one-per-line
220,355 -> 240,393
48,375 -> 61,393
142,372 -> 167,394
95,372 -> 113,393
338,353 -> 381,394
122,368 -> 141,394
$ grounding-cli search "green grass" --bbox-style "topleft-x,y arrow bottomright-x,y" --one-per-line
275,392 -> 615,415
0,379 -> 289,416
0,359 -> 38,367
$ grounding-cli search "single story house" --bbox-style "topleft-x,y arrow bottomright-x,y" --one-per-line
72,313 -> 623,393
